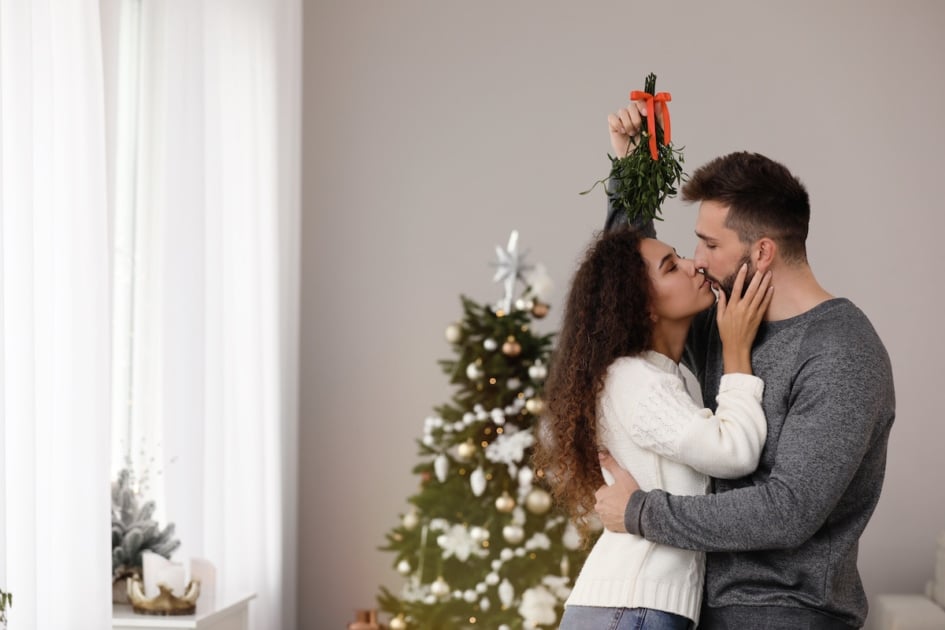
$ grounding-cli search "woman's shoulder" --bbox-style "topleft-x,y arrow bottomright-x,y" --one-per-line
606,353 -> 675,386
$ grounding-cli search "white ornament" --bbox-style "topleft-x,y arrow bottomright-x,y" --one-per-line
483,338 -> 498,351
470,467 -> 487,497
481,598 -> 491,612
512,506 -> 526,526
491,408 -> 506,426
422,435 -> 435,447
476,582 -> 488,594
528,361 -> 547,381
518,466 -> 534,487
506,377 -> 521,390
498,578 -> 515,608
485,572 -> 500,586
423,594 -> 437,605
470,526 -> 489,543
430,576 -> 450,598
466,362 -> 484,381
434,455 -> 449,483
502,524 -> 525,544
463,412 -> 476,425
464,589 -> 477,603
500,548 -> 514,561
397,560 -> 411,574
402,510 -> 419,530
562,521 -> 581,550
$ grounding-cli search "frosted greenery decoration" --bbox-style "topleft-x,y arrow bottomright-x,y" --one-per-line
111,468 -> 181,578
0,589 -> 11,624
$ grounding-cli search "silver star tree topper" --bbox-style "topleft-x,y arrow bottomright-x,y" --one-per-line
492,230 -> 533,314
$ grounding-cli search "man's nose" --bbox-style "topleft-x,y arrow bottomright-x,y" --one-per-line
692,243 -> 708,271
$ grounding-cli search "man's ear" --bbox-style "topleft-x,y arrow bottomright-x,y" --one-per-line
754,237 -> 777,273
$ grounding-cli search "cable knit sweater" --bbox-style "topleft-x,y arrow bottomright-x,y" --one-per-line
565,351 -> 766,623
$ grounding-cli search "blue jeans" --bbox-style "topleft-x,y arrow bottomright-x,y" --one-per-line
559,606 -> 694,630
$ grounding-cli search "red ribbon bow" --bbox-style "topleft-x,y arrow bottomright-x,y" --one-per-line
629,90 -> 672,160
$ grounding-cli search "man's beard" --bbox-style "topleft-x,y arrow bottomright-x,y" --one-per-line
714,254 -> 754,300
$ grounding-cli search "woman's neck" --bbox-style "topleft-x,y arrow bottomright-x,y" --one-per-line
650,318 -> 692,364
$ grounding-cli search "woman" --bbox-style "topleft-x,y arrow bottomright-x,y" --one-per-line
533,226 -> 773,630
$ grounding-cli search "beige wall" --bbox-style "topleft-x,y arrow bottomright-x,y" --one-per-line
300,2 -> 945,628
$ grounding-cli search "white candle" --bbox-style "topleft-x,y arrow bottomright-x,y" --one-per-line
157,563 -> 187,597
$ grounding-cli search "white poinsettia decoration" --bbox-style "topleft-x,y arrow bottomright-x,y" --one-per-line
518,584 -> 558,627
484,426 -> 534,466
436,524 -> 488,562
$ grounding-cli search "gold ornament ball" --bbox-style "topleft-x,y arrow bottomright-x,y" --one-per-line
501,337 -> 522,357
495,491 -> 516,513
389,615 -> 408,630
531,301 -> 550,318
525,397 -> 545,415
456,440 -> 477,461
445,323 -> 462,343
525,488 -> 552,514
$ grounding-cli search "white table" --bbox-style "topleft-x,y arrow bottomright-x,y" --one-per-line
112,594 -> 255,630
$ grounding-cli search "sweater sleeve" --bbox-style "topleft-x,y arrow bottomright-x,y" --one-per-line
625,329 -> 895,552
613,366 -> 767,478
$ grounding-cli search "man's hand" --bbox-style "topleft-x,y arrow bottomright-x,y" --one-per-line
594,452 -> 641,533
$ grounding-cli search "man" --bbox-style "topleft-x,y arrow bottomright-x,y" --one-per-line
595,102 -> 895,629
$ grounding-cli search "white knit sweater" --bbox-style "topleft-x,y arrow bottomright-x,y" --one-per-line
565,351 -> 766,623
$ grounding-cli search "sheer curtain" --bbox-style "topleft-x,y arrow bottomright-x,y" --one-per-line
0,1 -> 113,628
112,1 -> 300,629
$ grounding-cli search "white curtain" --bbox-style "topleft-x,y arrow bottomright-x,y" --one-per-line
0,1 -> 113,628
113,1 -> 300,629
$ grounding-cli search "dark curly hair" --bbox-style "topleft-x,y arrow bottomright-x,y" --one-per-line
532,226 -> 653,542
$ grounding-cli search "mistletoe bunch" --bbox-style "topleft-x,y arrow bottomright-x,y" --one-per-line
584,73 -> 685,225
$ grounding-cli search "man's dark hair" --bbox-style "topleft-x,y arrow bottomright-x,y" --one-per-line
682,152 -> 810,263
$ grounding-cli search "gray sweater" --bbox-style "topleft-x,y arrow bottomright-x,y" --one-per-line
626,298 -> 895,629
605,201 -> 894,628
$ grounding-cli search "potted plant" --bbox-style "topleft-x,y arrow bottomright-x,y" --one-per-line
0,589 -> 11,629
111,469 -> 181,604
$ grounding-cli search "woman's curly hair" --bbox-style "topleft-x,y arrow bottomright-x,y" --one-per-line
532,226 -> 653,542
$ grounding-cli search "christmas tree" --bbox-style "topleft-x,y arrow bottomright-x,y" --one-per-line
378,231 -> 594,630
